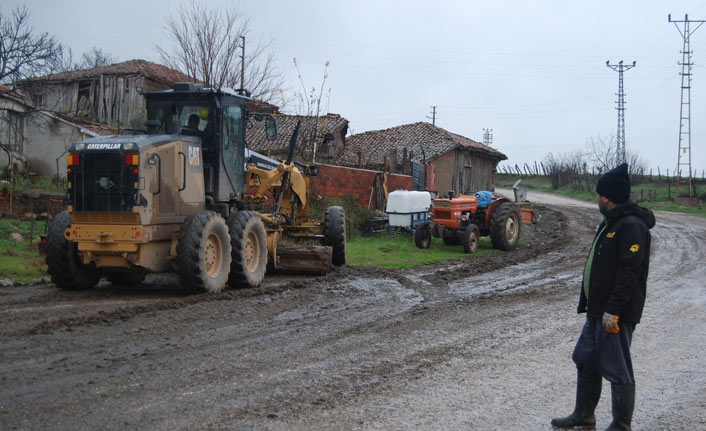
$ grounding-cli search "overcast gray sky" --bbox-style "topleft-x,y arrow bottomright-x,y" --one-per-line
10,0 -> 706,173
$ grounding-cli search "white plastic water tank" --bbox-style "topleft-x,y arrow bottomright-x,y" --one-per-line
386,190 -> 432,227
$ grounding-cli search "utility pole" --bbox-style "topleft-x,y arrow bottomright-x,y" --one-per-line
483,128 -> 493,146
669,14 -> 705,201
427,106 -> 437,125
239,35 -> 245,90
606,60 -> 636,166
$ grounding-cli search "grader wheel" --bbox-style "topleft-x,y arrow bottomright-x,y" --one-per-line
45,210 -> 101,291
324,206 -> 346,266
228,211 -> 268,288
176,211 -> 231,293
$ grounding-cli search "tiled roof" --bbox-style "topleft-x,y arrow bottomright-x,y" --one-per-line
0,84 -> 24,98
339,122 -> 507,168
246,114 -> 348,157
54,113 -> 118,136
19,59 -> 194,88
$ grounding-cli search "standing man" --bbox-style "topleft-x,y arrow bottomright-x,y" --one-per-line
552,163 -> 655,431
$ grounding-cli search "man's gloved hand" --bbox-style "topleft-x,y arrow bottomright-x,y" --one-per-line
602,312 -> 620,333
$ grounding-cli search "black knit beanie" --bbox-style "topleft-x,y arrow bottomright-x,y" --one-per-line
596,163 -> 630,203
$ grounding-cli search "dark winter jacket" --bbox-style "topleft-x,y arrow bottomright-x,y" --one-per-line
578,201 -> 656,323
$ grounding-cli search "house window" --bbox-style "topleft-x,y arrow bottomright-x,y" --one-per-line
6,110 -> 24,153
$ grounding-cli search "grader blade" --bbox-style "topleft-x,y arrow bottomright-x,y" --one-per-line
275,244 -> 332,274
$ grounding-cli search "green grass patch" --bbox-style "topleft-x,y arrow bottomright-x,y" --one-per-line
0,218 -> 48,283
5,176 -> 66,197
347,233 -> 500,269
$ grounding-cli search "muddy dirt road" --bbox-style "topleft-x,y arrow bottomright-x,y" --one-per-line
1,192 -> 705,430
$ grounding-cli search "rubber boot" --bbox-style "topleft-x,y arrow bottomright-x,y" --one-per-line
551,370 -> 602,429
603,383 -> 634,431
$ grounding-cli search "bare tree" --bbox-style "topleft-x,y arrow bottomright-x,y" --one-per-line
585,134 -> 647,175
0,6 -> 62,85
155,1 -> 285,102
79,47 -> 116,69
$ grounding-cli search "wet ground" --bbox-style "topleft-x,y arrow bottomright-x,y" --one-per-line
1,191 -> 705,430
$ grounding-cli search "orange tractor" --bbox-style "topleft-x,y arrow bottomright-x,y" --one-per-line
414,192 -> 535,253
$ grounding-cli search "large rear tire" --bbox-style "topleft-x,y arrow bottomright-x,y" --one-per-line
228,211 -> 268,288
45,210 -> 101,290
414,222 -> 431,249
462,223 -> 480,254
324,206 -> 346,266
176,211 -> 231,293
490,202 -> 521,251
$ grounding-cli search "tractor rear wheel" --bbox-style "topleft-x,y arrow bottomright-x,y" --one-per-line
463,224 -> 480,254
176,211 -> 231,293
415,222 -> 432,249
45,210 -> 101,290
228,211 -> 268,288
324,206 -> 346,266
490,202 -> 521,251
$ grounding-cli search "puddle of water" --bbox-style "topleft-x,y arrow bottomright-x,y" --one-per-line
346,278 -> 425,309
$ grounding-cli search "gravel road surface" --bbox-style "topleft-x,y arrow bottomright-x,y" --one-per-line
1,191 -> 704,430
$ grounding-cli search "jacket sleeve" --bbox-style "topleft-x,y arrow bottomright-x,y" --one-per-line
605,217 -> 648,316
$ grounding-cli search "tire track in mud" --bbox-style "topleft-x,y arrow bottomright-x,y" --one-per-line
0,206 -> 566,337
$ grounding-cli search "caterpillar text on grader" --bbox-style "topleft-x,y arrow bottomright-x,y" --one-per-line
46,83 -> 346,293
414,192 -> 535,253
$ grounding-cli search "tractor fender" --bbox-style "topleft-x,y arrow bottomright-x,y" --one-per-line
484,197 -> 511,229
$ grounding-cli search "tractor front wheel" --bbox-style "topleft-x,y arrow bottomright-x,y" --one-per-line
490,202 -> 521,251
415,222 -> 431,249
228,211 -> 268,288
176,211 -> 231,293
463,224 -> 480,254
45,210 -> 101,291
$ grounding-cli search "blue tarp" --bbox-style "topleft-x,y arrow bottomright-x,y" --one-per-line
474,191 -> 493,208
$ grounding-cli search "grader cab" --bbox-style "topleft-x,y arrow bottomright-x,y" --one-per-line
46,83 -> 345,293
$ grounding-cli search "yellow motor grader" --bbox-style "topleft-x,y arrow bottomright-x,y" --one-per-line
46,83 -> 345,293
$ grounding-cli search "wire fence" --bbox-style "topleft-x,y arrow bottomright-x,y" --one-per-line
498,162 -> 706,183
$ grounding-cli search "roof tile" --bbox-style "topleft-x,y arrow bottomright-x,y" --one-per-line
339,122 -> 506,168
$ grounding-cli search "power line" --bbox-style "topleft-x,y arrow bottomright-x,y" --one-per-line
669,13 -> 706,200
427,106 -> 437,125
606,60 -> 637,166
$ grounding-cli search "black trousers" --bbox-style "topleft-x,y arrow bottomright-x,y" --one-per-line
572,317 -> 636,385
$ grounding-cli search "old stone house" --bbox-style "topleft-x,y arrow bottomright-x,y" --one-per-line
340,122 -> 507,194
16,59 -> 195,128
246,114 -> 349,165
0,85 -> 107,178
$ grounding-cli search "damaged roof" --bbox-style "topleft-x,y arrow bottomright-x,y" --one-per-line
339,122 -> 507,168
246,113 -> 348,156
18,59 -> 195,89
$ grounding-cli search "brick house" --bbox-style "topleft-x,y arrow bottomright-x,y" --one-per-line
339,122 -> 507,194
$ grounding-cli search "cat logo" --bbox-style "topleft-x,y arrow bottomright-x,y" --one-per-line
606,232 -> 616,238
629,244 -> 640,253
188,145 -> 200,166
